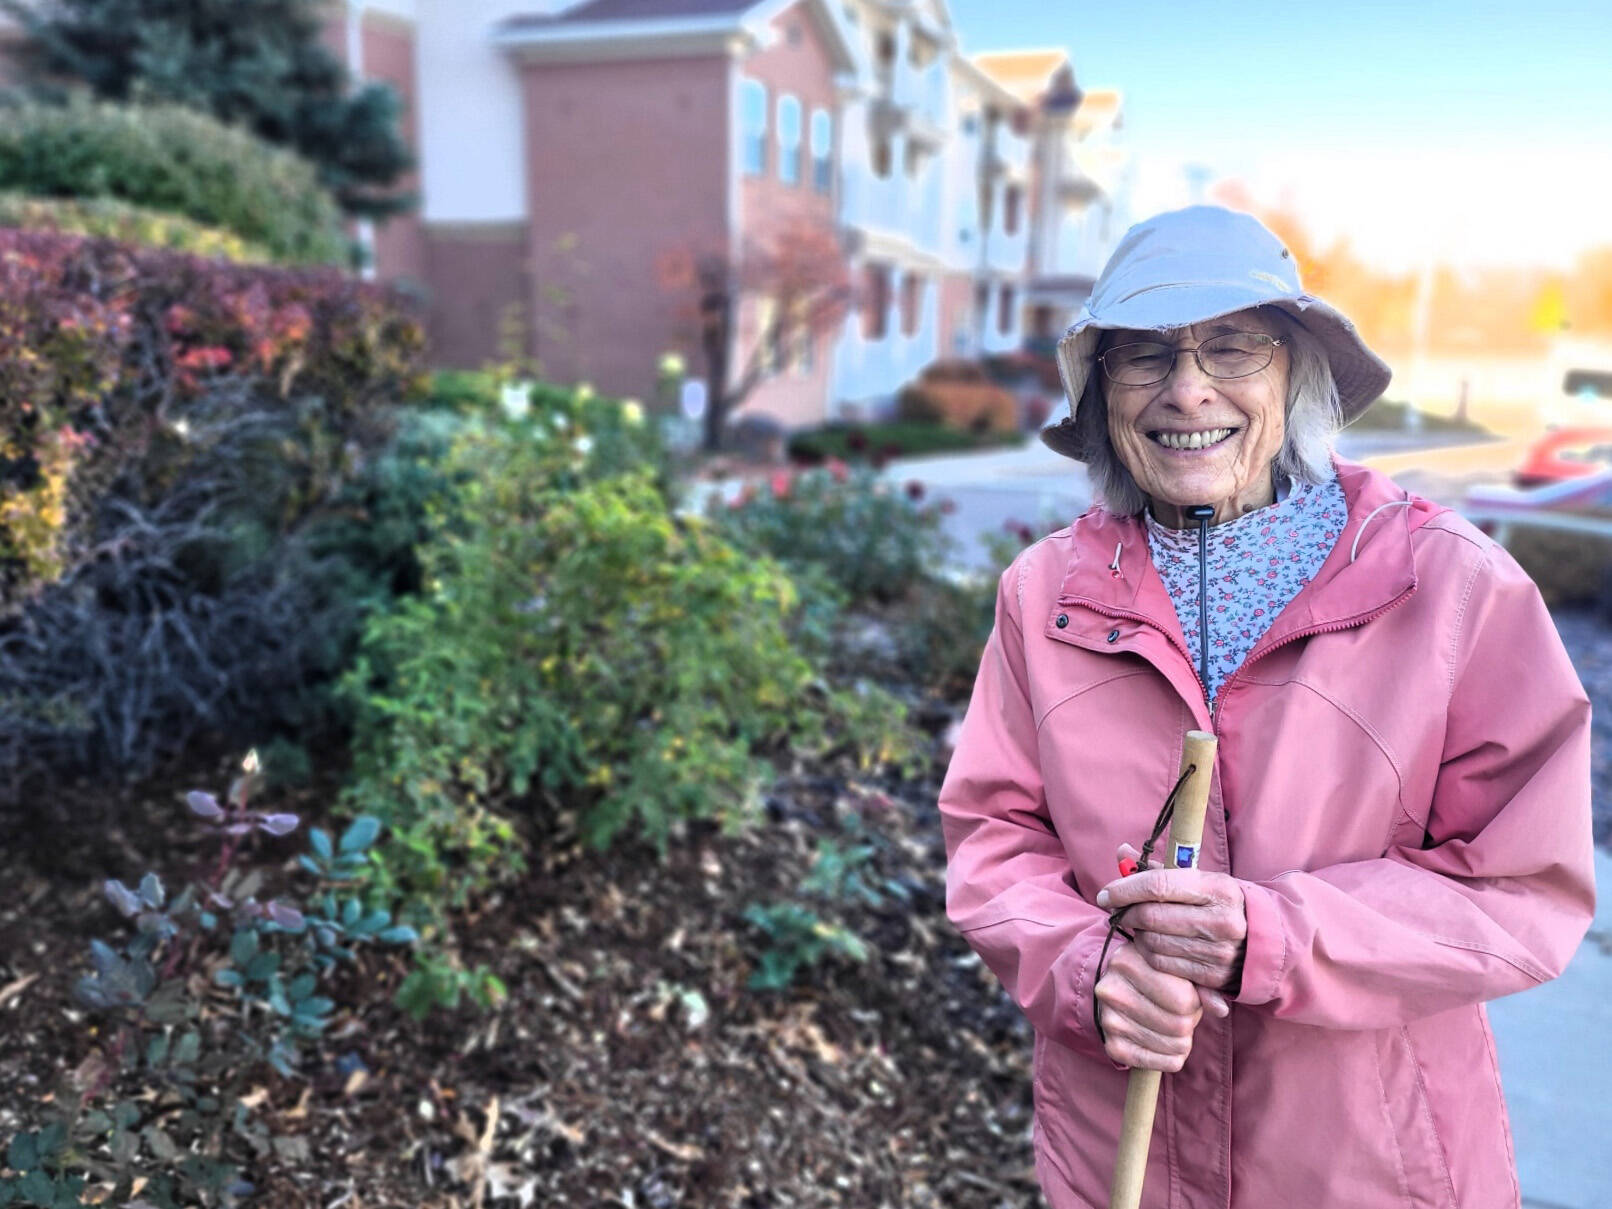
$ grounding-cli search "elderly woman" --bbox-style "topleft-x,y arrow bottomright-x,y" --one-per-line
939,206 -> 1594,1208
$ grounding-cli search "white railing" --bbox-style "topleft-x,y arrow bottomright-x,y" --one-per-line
842,159 -> 947,257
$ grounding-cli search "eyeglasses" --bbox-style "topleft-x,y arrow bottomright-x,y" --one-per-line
1098,332 -> 1286,387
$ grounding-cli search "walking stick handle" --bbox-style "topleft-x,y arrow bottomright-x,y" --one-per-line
1107,729 -> 1218,1209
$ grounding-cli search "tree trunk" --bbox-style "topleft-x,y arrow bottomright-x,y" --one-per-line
699,287 -> 730,453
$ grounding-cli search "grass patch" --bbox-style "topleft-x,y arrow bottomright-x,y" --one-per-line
1351,398 -> 1488,435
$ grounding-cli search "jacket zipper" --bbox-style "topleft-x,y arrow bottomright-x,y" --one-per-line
1209,584 -> 1418,732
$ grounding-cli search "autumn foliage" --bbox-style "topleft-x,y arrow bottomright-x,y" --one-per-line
1212,183 -> 1612,358
0,230 -> 423,612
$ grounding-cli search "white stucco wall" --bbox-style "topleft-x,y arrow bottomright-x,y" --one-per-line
415,0 -> 530,222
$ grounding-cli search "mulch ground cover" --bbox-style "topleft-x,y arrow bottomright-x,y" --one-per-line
0,720 -> 1041,1208
6,606 -> 1611,1207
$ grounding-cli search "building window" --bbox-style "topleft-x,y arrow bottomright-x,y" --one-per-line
740,78 -> 767,176
872,136 -> 892,179
998,284 -> 1015,335
864,265 -> 890,340
777,94 -> 802,185
901,273 -> 923,337
810,108 -> 832,195
1004,185 -> 1022,235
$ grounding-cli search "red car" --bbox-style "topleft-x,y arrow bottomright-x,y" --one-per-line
1513,426 -> 1612,487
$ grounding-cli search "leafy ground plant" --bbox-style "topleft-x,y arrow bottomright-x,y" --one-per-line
0,754 -> 415,1208
744,817 -> 906,991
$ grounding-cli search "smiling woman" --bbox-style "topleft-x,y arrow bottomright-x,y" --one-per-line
939,206 -> 1594,1209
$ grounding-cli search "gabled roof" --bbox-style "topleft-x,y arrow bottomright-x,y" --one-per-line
1073,87 -> 1123,136
971,48 -> 1070,106
499,0 -> 860,73
534,0 -> 757,20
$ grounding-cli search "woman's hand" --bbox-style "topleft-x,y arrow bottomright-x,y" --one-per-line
1098,844 -> 1249,996
1094,941 -> 1211,1071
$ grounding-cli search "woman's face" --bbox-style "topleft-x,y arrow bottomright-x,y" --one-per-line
1101,309 -> 1290,526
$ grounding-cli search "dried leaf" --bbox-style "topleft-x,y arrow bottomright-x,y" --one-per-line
646,1130 -> 704,1163
0,971 -> 39,1008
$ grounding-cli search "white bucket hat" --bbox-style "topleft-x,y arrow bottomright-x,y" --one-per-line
1042,205 -> 1392,462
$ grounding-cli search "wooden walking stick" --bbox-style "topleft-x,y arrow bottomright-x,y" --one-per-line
1107,729 -> 1218,1209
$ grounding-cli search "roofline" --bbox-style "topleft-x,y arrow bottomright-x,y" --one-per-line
950,53 -> 1028,113
971,45 -> 1071,65
495,14 -> 742,47
496,0 -> 859,73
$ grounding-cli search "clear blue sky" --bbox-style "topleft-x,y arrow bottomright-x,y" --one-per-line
946,1 -> 1612,266
949,0 -> 1612,160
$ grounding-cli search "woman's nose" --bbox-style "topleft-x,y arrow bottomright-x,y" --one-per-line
1163,350 -> 1217,404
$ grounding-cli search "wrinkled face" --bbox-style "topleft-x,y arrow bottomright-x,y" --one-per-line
1100,309 -> 1290,526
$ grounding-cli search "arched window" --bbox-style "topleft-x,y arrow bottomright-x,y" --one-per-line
809,108 -> 832,195
740,79 -> 767,177
777,94 -> 802,185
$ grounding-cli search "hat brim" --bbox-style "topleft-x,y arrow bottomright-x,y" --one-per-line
1041,292 -> 1392,463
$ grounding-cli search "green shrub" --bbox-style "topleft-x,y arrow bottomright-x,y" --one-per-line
341,414 -> 911,917
344,442 -> 803,894
709,464 -> 954,606
0,191 -> 267,260
0,96 -> 345,263
786,419 -> 1023,463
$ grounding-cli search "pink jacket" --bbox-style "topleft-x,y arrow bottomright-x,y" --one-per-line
940,460 -> 1594,1209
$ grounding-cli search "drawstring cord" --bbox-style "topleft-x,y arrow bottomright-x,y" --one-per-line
1093,763 -> 1198,1047
1350,498 -> 1414,562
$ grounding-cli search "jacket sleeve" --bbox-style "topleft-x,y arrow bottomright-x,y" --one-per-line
939,561 -> 1113,1060
1236,543 -> 1596,1028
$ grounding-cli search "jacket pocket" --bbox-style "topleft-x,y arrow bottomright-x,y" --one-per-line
1375,1028 -> 1459,1209
1032,1032 -> 1158,1207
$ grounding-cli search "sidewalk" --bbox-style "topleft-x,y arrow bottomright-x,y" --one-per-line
1491,847 -> 1612,1209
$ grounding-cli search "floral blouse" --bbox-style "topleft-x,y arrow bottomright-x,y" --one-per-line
1144,473 -> 1348,706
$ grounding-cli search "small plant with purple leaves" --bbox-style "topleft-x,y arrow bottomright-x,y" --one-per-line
1,752 -> 417,1209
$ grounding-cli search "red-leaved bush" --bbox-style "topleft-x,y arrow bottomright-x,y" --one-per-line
0,229 -> 424,612
0,230 -> 426,802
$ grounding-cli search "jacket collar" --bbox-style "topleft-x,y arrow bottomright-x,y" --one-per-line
1050,458 -> 1441,658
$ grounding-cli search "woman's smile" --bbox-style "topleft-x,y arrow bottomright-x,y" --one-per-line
1150,426 -> 1239,452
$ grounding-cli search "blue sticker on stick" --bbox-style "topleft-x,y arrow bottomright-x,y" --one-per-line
1174,844 -> 1198,869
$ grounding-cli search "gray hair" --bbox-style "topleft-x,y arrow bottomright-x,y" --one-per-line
1075,308 -> 1343,517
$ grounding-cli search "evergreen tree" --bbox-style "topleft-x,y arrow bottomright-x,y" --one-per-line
3,0 -> 414,220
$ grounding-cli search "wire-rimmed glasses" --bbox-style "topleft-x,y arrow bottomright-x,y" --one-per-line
1098,332 -> 1286,387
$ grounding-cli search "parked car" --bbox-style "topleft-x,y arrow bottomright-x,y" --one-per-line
1513,426 -> 1612,487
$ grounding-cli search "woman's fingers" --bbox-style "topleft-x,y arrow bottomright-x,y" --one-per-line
1117,898 -> 1244,940
1100,859 -> 1250,993
1133,929 -> 1244,991
1095,944 -> 1204,1071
